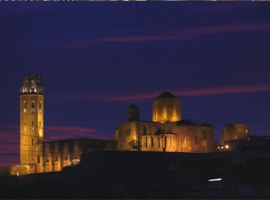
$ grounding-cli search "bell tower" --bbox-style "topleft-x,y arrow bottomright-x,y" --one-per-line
20,74 -> 44,168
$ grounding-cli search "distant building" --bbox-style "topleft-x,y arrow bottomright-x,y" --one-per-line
115,92 -> 214,153
221,123 -> 251,143
218,124 -> 251,151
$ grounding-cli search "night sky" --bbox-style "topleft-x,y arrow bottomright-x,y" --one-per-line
1,3 -> 270,166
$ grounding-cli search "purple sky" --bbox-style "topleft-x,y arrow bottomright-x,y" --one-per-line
1,3 -> 270,166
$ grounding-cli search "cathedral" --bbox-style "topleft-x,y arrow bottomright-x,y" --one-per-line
115,92 -> 215,152
115,92 -> 252,153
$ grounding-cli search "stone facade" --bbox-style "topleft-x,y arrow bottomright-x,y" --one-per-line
20,74 -> 44,171
35,139 -> 115,173
115,92 -> 214,153
152,92 -> 181,123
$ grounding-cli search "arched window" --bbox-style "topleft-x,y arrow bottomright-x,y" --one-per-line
31,101 -> 35,112
39,101 -> 42,112
23,101 -> 27,113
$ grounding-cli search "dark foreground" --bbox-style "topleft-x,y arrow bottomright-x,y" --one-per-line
1,147 -> 270,199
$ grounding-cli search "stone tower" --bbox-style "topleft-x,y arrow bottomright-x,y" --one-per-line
20,74 -> 44,169
152,92 -> 181,123
127,104 -> 140,121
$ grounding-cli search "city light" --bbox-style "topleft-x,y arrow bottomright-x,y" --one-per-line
208,178 -> 222,182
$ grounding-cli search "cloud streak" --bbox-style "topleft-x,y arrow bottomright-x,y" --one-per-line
98,35 -> 191,43
58,22 -> 270,49
44,125 -> 110,142
100,23 -> 270,43
85,84 -> 270,102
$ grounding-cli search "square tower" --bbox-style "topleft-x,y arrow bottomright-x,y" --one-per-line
152,92 -> 181,123
20,74 -> 44,169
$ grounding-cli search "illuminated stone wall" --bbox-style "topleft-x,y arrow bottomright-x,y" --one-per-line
35,141 -> 79,174
221,124 -> 251,143
141,134 -> 177,152
116,121 -> 214,153
117,122 -> 138,150
116,121 -> 163,151
34,139 -> 116,174
20,74 -> 44,169
152,92 -> 181,123
173,125 -> 214,152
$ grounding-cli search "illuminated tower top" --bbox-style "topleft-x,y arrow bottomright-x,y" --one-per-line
152,91 -> 181,123
20,74 -> 44,95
